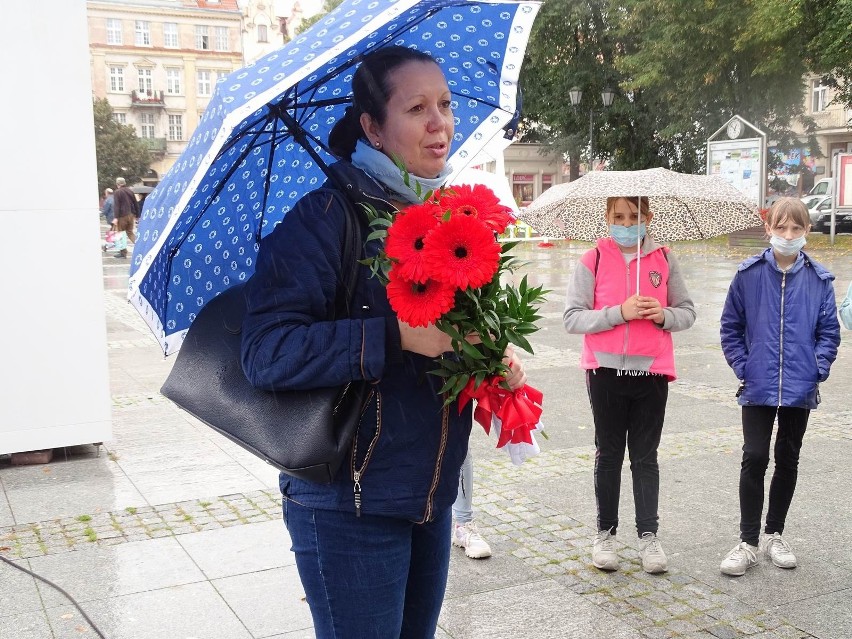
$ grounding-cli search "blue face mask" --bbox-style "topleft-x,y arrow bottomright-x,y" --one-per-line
770,234 -> 806,256
609,223 -> 646,248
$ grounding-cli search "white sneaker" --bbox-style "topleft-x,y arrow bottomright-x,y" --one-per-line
761,532 -> 797,568
639,532 -> 668,574
592,529 -> 619,571
720,541 -> 758,576
452,521 -> 492,559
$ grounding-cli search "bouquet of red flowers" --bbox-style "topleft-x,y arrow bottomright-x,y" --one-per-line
363,181 -> 547,455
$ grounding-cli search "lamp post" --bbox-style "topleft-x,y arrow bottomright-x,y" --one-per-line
569,86 -> 615,171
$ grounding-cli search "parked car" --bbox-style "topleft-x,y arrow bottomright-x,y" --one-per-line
808,196 -> 831,227
801,178 -> 833,206
811,197 -> 852,234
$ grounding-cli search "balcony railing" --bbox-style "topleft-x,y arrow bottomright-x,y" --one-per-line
131,90 -> 165,106
140,137 -> 167,154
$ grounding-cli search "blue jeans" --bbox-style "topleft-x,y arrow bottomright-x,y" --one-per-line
283,499 -> 452,638
451,450 -> 474,524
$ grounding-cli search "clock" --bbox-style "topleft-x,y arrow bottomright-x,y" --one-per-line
727,119 -> 743,139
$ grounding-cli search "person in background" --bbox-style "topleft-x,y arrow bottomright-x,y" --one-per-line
100,187 -> 114,224
563,195 -> 696,575
719,197 -> 840,576
111,177 -> 138,259
240,46 -> 526,637
451,451 -> 492,559
839,281 -> 852,330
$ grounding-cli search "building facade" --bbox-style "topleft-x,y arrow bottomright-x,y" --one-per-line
88,0 -> 244,183
479,143 -> 568,208
800,76 -> 852,176
240,0 -> 321,63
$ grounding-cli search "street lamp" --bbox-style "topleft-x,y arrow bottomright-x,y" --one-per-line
569,86 -> 615,171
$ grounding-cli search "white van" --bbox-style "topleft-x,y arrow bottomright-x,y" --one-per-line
806,178 -> 832,197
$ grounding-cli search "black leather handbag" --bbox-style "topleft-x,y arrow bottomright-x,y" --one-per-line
161,190 -> 370,484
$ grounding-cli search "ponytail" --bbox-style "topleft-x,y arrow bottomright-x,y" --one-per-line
328,104 -> 364,160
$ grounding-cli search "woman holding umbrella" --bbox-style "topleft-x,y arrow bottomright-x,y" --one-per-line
563,196 -> 696,574
241,46 -> 525,636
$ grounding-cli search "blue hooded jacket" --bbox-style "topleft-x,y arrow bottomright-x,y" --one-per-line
241,161 -> 472,523
720,248 -> 840,409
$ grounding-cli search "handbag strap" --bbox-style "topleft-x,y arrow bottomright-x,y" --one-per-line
330,189 -> 363,320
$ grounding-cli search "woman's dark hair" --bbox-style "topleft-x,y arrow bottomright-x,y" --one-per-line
328,46 -> 438,160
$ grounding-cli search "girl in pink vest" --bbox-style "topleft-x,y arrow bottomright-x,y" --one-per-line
564,196 -> 696,574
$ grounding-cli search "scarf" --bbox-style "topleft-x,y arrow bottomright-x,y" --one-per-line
350,139 -> 452,204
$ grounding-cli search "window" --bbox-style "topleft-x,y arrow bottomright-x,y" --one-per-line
106,19 -> 122,45
166,68 -> 183,95
135,21 -> 151,46
195,25 -> 210,50
139,112 -> 155,138
196,70 -> 213,97
112,112 -> 127,125
108,66 -> 125,92
137,68 -> 153,96
257,24 -> 268,43
542,174 -> 554,193
168,114 -> 183,141
812,80 -> 828,113
215,26 -> 229,51
163,22 -> 179,48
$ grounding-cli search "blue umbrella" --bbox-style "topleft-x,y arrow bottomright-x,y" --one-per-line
128,0 -> 540,355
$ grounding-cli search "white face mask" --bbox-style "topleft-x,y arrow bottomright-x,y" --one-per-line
770,234 -> 806,256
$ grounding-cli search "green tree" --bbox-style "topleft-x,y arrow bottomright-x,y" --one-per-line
92,98 -> 150,196
520,0 -> 674,176
802,0 -> 852,111
520,0 -> 822,175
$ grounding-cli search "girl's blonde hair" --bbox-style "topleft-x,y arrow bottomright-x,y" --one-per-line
766,197 -> 810,228
606,196 -> 650,218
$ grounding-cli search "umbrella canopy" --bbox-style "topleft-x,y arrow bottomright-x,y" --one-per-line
518,167 -> 763,243
128,0 -> 540,355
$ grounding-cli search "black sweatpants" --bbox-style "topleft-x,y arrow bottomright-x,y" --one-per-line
739,405 -> 810,547
587,367 -> 669,537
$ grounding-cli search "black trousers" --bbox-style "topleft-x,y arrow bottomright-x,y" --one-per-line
739,405 -> 810,547
587,368 -> 668,537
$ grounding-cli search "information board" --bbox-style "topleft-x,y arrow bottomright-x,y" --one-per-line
707,138 -> 763,206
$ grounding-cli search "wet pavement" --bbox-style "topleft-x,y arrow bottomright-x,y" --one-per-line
2,227 -> 851,639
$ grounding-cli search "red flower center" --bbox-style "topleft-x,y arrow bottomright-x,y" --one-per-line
414,237 -> 424,250
454,246 -> 468,258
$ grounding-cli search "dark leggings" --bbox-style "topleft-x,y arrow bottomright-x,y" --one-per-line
587,368 -> 668,537
739,405 -> 810,547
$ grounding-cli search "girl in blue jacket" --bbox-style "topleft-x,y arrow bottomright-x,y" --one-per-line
719,197 -> 840,577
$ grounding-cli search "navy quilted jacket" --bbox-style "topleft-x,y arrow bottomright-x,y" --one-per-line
720,248 -> 840,409
241,161 -> 472,522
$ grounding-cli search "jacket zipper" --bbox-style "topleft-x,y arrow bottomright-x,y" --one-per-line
417,403 -> 450,524
778,271 -> 787,405
350,389 -> 380,517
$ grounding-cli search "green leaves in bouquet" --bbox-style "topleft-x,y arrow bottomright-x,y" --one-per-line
358,202 -> 395,284
432,257 -> 548,406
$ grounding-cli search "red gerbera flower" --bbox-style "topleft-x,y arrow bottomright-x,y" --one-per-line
385,203 -> 441,282
421,215 -> 501,290
386,269 -> 457,327
440,183 -> 514,234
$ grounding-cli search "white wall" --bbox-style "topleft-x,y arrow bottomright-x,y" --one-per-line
0,3 -> 112,453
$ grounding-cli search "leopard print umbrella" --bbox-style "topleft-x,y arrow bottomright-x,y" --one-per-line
518,168 -> 763,242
